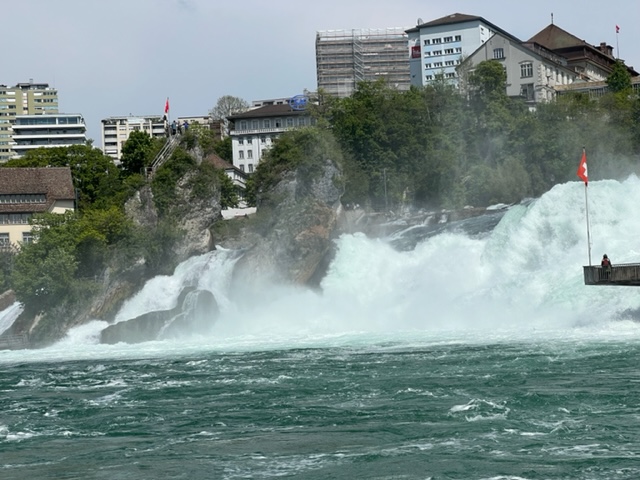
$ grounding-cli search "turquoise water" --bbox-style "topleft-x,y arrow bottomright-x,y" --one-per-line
3,177 -> 640,479
3,338 -> 640,479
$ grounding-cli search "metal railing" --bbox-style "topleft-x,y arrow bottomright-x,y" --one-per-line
583,264 -> 640,286
144,134 -> 180,179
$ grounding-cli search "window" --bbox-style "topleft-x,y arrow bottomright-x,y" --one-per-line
423,51 -> 431,57
425,75 -> 433,80
247,137 -> 253,144
286,118 -> 294,128
520,83 -> 535,101
433,50 -> 442,56
455,35 -> 461,41
240,120 -> 248,130
22,232 -> 33,244
432,38 -> 442,44
425,63 -> 432,69
251,120 -> 259,129
434,62 -> 443,67
263,119 -> 271,128
445,48 -> 454,55
239,150 -> 244,159
0,233 -> 8,246
239,164 -> 245,172
493,48 -> 504,59
445,72 -> 456,78
445,60 -> 455,66
275,119 -> 282,128
521,62 -> 533,78
423,39 -> 431,45
248,164 -> 254,173
238,137 -> 244,145
455,47 -> 462,53
444,36 -> 453,43
260,135 -> 266,144
247,150 -> 253,159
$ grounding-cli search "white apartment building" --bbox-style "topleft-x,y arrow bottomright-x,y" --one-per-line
407,13 -> 508,87
101,115 -> 166,161
12,114 -> 87,157
0,81 -> 59,162
228,99 -> 314,174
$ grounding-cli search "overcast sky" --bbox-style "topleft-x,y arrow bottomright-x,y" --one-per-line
7,0 -> 639,145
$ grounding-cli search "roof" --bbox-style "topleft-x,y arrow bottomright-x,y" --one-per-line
528,24 -> 587,50
406,12 -> 517,39
228,103 -> 309,120
204,153 -> 234,170
529,23 -> 639,76
0,167 -> 75,213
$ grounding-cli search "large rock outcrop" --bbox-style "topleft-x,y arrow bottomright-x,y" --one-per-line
231,156 -> 344,289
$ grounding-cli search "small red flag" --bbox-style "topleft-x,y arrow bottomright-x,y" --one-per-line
164,98 -> 170,114
616,25 -> 620,33
577,150 -> 588,185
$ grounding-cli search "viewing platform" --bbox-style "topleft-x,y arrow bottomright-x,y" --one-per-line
583,264 -> 640,286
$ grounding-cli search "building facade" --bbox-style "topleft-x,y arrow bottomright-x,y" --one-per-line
101,115 -> 166,161
526,23 -> 637,82
464,31 -> 578,107
316,28 -> 411,97
12,114 -> 87,157
0,81 -> 59,162
0,167 -> 75,247
407,13 -> 508,87
228,101 -> 314,174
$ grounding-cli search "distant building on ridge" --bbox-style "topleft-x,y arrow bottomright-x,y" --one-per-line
0,81 -> 59,162
316,28 -> 411,97
100,115 -> 165,162
12,114 -> 87,158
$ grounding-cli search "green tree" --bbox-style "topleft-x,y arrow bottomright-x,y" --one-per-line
121,130 -> 153,176
213,136 -> 232,162
606,60 -> 632,94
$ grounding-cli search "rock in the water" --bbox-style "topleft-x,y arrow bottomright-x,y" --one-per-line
100,287 -> 219,344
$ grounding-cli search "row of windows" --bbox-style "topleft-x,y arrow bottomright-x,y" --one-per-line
425,72 -> 457,81
238,135 -> 273,146
424,47 -> 462,57
424,35 -> 462,46
238,164 -> 254,173
0,213 -> 32,224
0,232 -> 33,245
238,116 -> 311,131
425,60 -> 461,68
0,194 -> 45,204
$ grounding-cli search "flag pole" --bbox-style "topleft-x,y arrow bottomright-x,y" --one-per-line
577,147 -> 591,265
584,176 -> 592,266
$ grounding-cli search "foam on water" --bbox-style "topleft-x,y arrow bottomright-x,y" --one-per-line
3,177 -> 640,363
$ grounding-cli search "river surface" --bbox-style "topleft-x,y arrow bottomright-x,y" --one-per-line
2,177 -> 640,479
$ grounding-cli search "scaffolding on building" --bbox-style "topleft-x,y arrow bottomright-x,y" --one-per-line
316,28 -> 411,97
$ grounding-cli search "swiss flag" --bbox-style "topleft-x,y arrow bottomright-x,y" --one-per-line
577,150 -> 588,185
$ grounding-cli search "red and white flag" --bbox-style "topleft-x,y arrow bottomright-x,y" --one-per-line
577,150 -> 588,185
164,98 -> 170,114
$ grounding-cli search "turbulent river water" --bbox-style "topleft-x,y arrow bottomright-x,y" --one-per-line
2,177 -> 640,479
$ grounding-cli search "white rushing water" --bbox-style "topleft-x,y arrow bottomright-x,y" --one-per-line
3,176 -> 640,363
